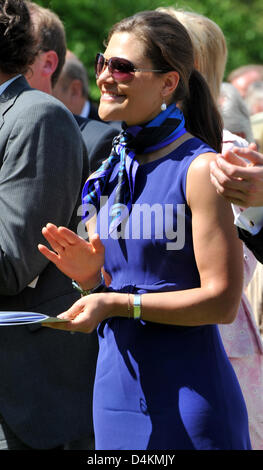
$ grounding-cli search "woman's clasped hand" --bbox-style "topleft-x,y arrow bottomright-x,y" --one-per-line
38,223 -> 111,332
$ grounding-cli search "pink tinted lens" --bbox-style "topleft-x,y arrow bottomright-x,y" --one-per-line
111,70 -> 134,82
110,57 -> 135,82
95,54 -> 135,82
95,54 -> 105,77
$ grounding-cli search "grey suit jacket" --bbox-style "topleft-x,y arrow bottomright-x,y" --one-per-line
0,76 -> 98,448
74,114 -> 119,173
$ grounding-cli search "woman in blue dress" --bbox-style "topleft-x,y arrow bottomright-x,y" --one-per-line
38,11 -> 251,450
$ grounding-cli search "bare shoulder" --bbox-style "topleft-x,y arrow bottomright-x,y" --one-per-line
188,152 -> 216,174
186,152 -> 219,207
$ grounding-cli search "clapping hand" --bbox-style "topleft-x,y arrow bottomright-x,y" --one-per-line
38,223 -> 105,287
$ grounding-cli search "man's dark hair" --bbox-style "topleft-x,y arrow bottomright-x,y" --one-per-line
0,0 -> 37,75
26,1 -> 66,87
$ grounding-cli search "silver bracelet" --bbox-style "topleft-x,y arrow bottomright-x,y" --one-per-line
72,272 -> 105,296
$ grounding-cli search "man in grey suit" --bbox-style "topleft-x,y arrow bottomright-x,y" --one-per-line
0,0 -> 111,450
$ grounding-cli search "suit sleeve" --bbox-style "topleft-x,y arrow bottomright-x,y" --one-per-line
0,101 -> 84,295
238,226 -> 263,264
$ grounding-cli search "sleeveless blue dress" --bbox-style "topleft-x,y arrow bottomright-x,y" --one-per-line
93,137 -> 251,450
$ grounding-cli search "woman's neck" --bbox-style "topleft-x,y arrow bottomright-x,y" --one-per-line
136,131 -> 192,165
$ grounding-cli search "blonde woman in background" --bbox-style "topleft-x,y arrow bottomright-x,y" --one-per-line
158,6 -> 263,450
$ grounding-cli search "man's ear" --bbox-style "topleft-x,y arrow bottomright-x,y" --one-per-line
42,50 -> 59,78
69,79 -> 83,98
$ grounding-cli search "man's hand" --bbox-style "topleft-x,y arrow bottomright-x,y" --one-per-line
210,143 -> 263,207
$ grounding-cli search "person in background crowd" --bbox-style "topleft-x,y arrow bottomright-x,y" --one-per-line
211,143 -> 263,251
219,82 -> 255,144
211,69 -> 263,266
158,6 -> 263,450
244,81 -> 263,153
218,81 -> 263,335
211,66 -> 263,259
250,115 -> 263,153
38,10 -> 250,450
227,64 -> 263,98
0,0 -> 97,450
26,1 -> 119,175
245,80 -> 263,116
53,50 -> 101,121
53,48 -> 122,147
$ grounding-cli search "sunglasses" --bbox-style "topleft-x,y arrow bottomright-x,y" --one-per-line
95,53 -> 168,82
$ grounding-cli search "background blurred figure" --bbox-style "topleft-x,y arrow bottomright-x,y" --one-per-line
219,82 -> 254,144
245,81 -> 263,153
218,82 -> 263,342
211,67 -> 263,268
158,6 -> 263,450
26,1 -> 118,175
158,7 -> 227,104
245,80 -> 263,116
52,47 -> 120,173
250,112 -> 263,153
227,64 -> 263,98
53,50 -> 101,120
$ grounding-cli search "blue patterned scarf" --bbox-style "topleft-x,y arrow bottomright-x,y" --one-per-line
82,103 -> 186,233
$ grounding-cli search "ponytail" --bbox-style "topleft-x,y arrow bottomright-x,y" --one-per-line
181,70 -> 223,152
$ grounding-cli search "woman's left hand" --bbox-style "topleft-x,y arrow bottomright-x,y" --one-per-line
42,293 -> 113,333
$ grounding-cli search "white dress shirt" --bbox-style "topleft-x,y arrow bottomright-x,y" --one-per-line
222,129 -> 263,235
233,206 -> 263,235
80,100 -> 91,119
0,74 -> 21,96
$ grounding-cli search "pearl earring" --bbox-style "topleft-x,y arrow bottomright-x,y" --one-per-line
161,101 -> 167,111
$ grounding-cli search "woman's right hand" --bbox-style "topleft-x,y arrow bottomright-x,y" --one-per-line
38,223 -> 105,288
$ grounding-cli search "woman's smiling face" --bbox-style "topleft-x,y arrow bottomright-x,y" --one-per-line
96,32 -> 170,126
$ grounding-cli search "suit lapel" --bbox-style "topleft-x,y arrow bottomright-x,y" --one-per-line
0,76 -> 30,129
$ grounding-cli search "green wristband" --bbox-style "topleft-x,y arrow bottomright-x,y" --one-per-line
133,294 -> 141,320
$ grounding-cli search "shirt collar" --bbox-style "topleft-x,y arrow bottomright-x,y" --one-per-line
0,75 -> 21,96
80,100 -> 91,119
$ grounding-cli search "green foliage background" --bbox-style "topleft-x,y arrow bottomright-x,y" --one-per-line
34,0 -> 263,101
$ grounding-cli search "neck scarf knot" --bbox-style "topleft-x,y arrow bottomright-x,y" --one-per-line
82,103 -> 186,233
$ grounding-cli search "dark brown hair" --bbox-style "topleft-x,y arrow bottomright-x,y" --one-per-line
108,10 -> 222,152
0,0 -> 37,75
26,1 -> 66,87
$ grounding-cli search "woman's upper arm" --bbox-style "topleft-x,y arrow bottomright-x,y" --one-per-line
186,153 -> 243,322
